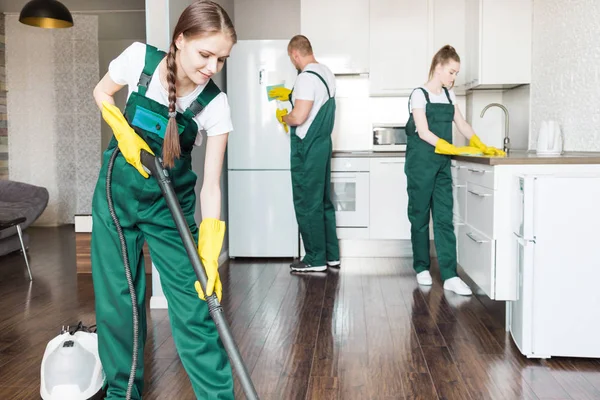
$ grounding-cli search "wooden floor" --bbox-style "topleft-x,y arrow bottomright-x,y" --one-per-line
1,227 -> 600,399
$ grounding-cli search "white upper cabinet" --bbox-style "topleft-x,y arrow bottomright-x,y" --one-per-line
465,0 -> 533,89
432,0 -> 467,91
369,0 -> 430,96
300,0 -> 370,74
369,0 -> 467,96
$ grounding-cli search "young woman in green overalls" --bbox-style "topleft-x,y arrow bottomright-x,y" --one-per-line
91,2 -> 236,398
405,45 -> 505,296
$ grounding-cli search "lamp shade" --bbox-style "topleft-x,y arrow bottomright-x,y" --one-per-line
19,0 -> 74,29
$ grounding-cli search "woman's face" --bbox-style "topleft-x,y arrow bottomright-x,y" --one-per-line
176,32 -> 234,85
436,60 -> 460,88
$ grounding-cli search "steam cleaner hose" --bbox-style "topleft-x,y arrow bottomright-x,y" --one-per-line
105,147 -> 259,400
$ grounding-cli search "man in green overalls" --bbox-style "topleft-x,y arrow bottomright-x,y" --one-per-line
269,35 -> 340,272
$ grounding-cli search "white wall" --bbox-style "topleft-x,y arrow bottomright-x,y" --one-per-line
503,85 -> 530,151
98,12 -> 146,151
531,0 -> 600,151
6,15 -> 100,225
233,0 -> 300,40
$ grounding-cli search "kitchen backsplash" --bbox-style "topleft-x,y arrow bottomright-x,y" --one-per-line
531,0 -> 600,151
331,75 -> 498,151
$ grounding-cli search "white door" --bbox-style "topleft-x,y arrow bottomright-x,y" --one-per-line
369,158 -> 411,239
228,170 -> 298,257
226,40 -> 299,170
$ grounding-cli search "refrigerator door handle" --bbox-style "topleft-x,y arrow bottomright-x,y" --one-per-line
466,232 -> 489,244
514,232 -> 535,245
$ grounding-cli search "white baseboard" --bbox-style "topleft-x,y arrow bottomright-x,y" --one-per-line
339,239 -> 413,257
74,214 -> 92,233
150,295 -> 168,309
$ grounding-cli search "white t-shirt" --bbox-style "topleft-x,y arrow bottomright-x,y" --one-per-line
291,63 -> 336,140
409,87 -> 457,111
108,42 -> 233,146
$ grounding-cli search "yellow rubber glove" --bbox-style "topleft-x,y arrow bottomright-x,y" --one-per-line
276,108 -> 289,133
101,101 -> 154,178
435,138 -> 483,156
268,87 -> 291,101
469,134 -> 506,157
195,218 -> 225,302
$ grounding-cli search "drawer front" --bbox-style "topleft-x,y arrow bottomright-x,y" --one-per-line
331,157 -> 370,172
458,224 -> 495,298
466,182 -> 494,238
465,163 -> 494,189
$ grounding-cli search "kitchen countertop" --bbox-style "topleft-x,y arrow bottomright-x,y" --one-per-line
453,151 -> 600,165
332,151 -> 405,158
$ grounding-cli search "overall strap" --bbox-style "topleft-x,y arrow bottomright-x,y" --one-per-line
183,79 -> 222,119
408,87 -> 430,114
304,70 -> 332,99
137,44 -> 166,96
443,87 -> 453,104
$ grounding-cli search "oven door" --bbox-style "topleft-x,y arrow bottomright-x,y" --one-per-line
330,172 -> 369,227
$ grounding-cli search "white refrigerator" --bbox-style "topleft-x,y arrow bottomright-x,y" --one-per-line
510,174 -> 600,358
226,40 -> 300,257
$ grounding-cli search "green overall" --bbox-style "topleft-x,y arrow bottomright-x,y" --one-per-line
404,87 -> 457,281
289,70 -> 339,267
90,45 -> 233,400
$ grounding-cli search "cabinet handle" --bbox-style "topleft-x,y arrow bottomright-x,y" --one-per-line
466,232 -> 488,244
452,184 -> 466,188
468,168 -> 487,174
380,161 -> 404,164
467,189 -> 491,197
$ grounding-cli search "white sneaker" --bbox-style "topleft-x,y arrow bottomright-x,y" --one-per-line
327,260 -> 341,268
416,270 -> 433,286
443,277 -> 473,296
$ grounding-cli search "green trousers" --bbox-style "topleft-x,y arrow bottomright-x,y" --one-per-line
91,147 -> 233,399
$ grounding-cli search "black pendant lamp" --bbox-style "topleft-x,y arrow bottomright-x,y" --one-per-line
19,0 -> 74,29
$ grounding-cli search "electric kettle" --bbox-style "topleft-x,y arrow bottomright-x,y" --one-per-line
536,120 -> 563,155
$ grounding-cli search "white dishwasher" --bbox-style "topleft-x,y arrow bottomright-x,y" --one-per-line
510,174 -> 600,358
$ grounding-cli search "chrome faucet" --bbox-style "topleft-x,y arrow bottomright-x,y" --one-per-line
480,103 -> 510,153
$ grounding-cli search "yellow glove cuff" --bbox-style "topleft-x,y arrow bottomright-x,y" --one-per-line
469,134 -> 486,151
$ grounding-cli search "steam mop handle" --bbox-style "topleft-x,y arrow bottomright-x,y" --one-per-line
139,149 -> 219,308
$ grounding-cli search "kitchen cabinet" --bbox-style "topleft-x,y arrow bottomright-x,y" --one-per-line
432,0 -> 467,89
369,0 -> 430,96
369,0 -> 466,96
453,160 -> 510,299
300,0 -> 369,74
369,158 -> 411,240
465,0 -> 532,89
453,157 -> 600,301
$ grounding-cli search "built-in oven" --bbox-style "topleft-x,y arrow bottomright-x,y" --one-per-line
373,124 -> 407,152
330,158 -> 369,228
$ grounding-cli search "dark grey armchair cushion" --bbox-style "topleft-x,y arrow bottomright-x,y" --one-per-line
0,180 -> 49,241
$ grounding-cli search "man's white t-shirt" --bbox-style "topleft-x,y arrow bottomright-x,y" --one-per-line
291,63 -> 336,140
108,42 -> 233,146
